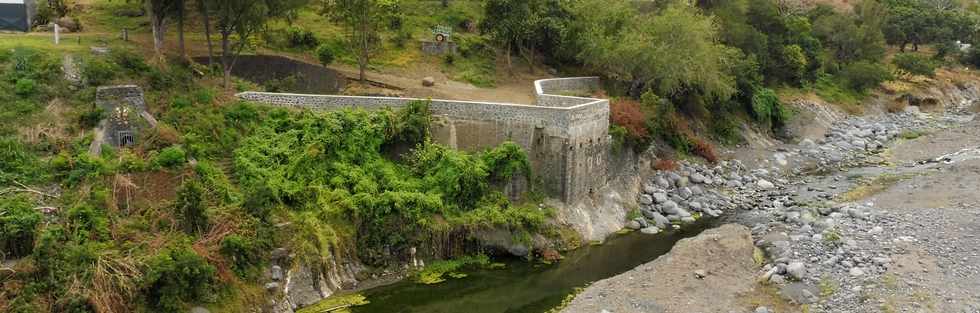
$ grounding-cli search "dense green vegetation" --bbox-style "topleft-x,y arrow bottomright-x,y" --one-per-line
6,0 -> 980,312
0,44 -> 543,312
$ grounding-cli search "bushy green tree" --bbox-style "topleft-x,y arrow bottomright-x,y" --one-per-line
320,0 -> 399,81
813,12 -> 886,66
210,0 -> 307,86
143,245 -> 217,312
840,61 -> 893,92
316,44 -> 336,66
175,179 -> 209,234
572,1 -> 737,101
893,53 -> 938,76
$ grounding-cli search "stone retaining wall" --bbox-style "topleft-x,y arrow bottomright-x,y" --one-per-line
237,77 -> 609,203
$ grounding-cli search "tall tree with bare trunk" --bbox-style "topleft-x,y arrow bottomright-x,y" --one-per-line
210,0 -> 306,87
320,0 -> 399,82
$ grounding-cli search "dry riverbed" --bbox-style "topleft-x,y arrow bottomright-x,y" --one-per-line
561,103 -> 980,313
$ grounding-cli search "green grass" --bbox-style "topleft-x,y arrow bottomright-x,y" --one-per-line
899,130 -> 925,140
0,34 -> 104,53
76,0 -> 147,33
264,1 -> 496,86
809,75 -> 865,113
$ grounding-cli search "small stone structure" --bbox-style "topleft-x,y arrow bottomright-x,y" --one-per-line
89,85 -> 157,155
421,41 -> 458,55
237,77 -> 609,204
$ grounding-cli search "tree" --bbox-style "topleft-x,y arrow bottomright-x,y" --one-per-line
196,0 -> 216,66
882,2 -> 932,51
146,0 -> 180,57
572,1 -> 737,101
321,0 -> 399,82
813,12 -> 886,65
480,0 -> 533,72
210,0 -> 306,86
176,0 -> 186,58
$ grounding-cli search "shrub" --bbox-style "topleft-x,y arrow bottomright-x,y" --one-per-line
171,96 -> 192,109
285,26 -> 319,48
691,137 -> 718,163
175,179 -> 208,234
78,107 -> 106,129
481,142 -> 531,184
110,49 -> 150,74
892,53 -> 937,77
14,78 -> 37,96
840,61 -> 892,92
148,65 -> 193,91
0,195 -> 42,257
709,107 -> 743,145
155,146 -> 187,168
81,58 -> 119,86
393,28 -> 413,48
0,136 -> 41,184
219,234 -> 261,278
315,44 -> 335,66
65,204 -> 109,242
750,87 -> 789,129
51,151 -> 112,185
193,88 -> 215,105
390,100 -> 431,144
609,98 -> 649,146
223,101 -> 260,127
143,246 -> 217,312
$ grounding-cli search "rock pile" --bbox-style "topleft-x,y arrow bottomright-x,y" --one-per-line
797,112 -> 934,169
629,160 -> 780,234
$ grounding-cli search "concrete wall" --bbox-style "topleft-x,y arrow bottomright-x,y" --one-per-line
237,77 -> 609,203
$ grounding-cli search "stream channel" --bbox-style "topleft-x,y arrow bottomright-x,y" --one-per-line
350,218 -> 721,313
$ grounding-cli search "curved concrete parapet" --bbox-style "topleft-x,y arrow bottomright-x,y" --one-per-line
237,77 -> 609,203
534,77 -> 602,107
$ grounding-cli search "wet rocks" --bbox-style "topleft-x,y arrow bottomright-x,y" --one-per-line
640,226 -> 661,235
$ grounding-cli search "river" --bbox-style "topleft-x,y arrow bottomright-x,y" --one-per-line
350,218 -> 719,313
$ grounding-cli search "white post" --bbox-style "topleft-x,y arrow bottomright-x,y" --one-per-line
54,24 -> 60,45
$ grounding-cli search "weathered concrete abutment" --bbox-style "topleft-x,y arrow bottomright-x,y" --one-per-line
237,77 -> 609,203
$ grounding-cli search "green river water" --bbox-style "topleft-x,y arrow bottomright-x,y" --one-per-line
350,218 -> 718,313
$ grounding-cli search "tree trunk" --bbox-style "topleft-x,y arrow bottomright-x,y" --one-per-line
358,22 -> 368,82
505,42 -> 513,75
149,3 -> 166,58
221,32 -> 231,87
177,0 -> 185,58
197,0 -> 215,66
524,45 -> 535,74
